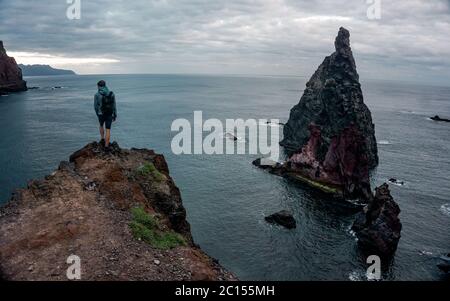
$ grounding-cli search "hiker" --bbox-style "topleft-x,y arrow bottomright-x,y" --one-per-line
94,80 -> 117,149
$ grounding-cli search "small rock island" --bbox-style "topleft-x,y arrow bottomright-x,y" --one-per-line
0,142 -> 235,280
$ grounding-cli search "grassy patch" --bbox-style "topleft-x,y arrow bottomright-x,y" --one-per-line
137,162 -> 165,182
130,207 -> 186,249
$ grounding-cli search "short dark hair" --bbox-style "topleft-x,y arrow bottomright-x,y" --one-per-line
97,80 -> 106,87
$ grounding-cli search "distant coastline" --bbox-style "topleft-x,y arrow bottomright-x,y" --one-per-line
19,64 -> 76,76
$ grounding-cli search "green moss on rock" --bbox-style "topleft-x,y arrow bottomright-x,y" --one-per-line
129,207 -> 186,249
137,162 -> 165,182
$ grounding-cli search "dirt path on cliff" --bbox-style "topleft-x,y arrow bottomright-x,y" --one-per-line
0,142 -> 235,281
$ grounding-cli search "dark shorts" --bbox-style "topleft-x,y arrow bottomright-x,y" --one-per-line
98,114 -> 113,129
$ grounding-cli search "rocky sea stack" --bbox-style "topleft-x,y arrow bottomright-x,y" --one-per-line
254,28 -> 377,200
0,142 -> 235,280
281,27 -> 378,168
352,184 -> 402,258
279,27 -> 377,200
0,41 -> 27,94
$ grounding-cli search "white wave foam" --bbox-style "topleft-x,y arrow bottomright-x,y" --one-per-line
346,225 -> 357,239
349,270 -> 380,281
440,203 -> 450,217
399,110 -> 420,115
378,140 -> 391,145
388,178 -> 405,187
348,271 -> 363,281
419,250 -> 433,256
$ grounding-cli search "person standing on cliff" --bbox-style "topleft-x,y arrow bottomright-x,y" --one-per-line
94,80 -> 117,150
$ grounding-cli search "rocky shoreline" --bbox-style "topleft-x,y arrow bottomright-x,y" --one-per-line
0,142 -> 235,281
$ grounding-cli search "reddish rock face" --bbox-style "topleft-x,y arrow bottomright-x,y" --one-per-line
287,123 -> 371,199
0,41 -> 27,94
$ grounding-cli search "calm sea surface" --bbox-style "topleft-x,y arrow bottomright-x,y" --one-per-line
0,74 -> 449,280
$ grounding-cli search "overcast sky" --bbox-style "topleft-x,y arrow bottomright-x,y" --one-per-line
1,0 -> 449,84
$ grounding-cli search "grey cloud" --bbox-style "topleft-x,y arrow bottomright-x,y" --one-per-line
0,0 -> 449,83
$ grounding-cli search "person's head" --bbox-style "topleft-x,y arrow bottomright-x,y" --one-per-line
97,80 -> 106,88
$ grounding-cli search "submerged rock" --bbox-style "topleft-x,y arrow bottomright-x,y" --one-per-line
0,41 -> 27,94
430,115 -> 450,123
252,158 -> 280,169
0,142 -> 235,281
265,210 -> 296,229
352,184 -> 402,258
437,253 -> 450,274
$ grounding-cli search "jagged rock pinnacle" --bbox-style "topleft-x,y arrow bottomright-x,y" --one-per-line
280,27 -> 378,199
335,27 -> 351,52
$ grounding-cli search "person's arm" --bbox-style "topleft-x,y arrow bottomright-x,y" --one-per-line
94,94 -> 100,115
112,93 -> 117,120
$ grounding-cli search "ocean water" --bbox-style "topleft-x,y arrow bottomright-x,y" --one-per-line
0,74 -> 449,281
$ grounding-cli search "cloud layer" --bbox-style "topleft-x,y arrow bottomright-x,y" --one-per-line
1,0 -> 449,83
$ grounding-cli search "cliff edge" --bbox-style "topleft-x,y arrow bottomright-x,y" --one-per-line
0,142 -> 235,281
0,41 -> 27,94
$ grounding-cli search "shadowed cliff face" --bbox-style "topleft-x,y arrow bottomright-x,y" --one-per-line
281,27 -> 378,171
0,142 -> 235,281
0,41 -> 27,94
352,184 -> 402,258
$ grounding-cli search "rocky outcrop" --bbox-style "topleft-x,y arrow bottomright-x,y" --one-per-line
0,41 -> 27,94
279,27 -> 377,199
265,210 -> 296,229
430,115 -> 450,123
0,142 -> 235,281
256,28 -> 376,201
352,184 -> 402,258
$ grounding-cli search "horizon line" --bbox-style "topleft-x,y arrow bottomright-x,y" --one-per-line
22,72 -> 450,88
